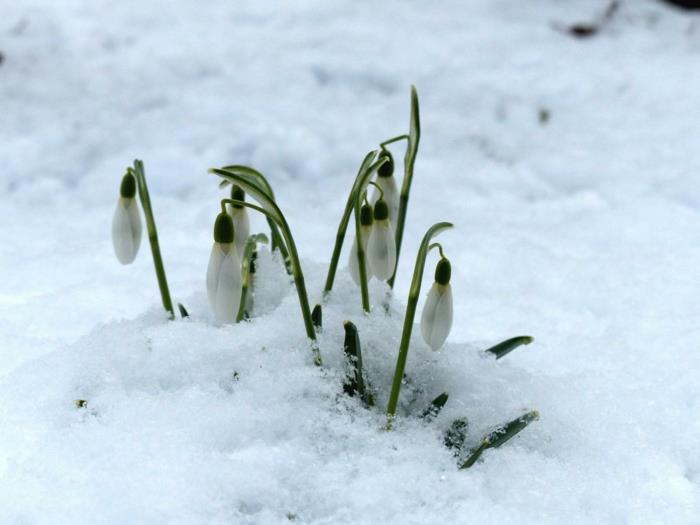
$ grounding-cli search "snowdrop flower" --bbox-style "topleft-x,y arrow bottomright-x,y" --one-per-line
421,257 -> 453,351
367,198 -> 396,281
227,185 -> 250,253
206,212 -> 242,323
111,172 -> 142,265
348,202 -> 374,285
371,150 -> 399,225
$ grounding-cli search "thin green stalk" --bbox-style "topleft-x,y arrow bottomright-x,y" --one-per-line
130,160 -> 174,319
212,170 -> 322,365
386,222 -> 452,427
388,85 -> 421,289
322,153 -> 389,298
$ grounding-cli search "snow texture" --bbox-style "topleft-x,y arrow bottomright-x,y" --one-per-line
2,0 -> 700,523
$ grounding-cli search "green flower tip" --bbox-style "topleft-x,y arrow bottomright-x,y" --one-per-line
360,203 -> 374,226
231,185 -> 245,208
214,212 -> 234,243
377,150 -> 394,178
373,199 -> 389,221
435,258 -> 451,285
119,172 -> 137,199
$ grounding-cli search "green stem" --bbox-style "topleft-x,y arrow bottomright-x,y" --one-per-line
322,151 -> 389,296
386,221 -> 452,427
131,160 -> 174,320
380,135 -> 409,148
212,170 -> 321,366
388,86 -> 421,289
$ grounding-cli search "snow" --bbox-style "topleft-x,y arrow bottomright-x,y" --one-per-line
2,0 -> 700,522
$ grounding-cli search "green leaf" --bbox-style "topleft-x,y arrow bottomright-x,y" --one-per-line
236,233 -> 269,322
342,321 -> 372,406
216,166 -> 289,270
460,410 -> 539,469
485,336 -> 534,360
421,392 -> 449,420
311,304 -> 322,329
177,303 -> 189,318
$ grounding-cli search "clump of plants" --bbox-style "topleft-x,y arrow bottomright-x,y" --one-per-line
110,86 -> 538,469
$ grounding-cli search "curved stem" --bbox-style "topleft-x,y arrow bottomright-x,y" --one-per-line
131,160 -> 174,320
380,134 -> 409,148
322,151 -> 389,296
368,180 -> 384,201
428,242 -> 446,260
212,169 -> 322,365
388,85 -> 421,289
386,221 -> 453,427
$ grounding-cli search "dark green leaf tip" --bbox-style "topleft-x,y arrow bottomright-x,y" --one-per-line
360,203 -> 374,226
377,150 -> 394,178
120,172 -> 137,198
421,392 -> 449,420
485,335 -> 534,360
435,258 -> 451,285
213,212 -> 234,243
177,303 -> 189,318
231,185 -> 245,208
311,304 -> 322,329
373,199 -> 389,221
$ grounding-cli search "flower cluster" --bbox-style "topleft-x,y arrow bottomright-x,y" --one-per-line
110,86 -> 537,469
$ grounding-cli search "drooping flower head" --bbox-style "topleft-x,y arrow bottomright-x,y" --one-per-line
206,212 -> 242,323
421,257 -> 453,351
111,171 -> 142,265
367,197 -> 396,281
371,150 -> 399,226
349,201 -> 374,285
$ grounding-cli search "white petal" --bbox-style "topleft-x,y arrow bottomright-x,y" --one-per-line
230,207 -> 250,253
367,221 -> 396,281
348,225 -> 372,285
420,283 -> 453,351
371,176 -> 399,225
111,198 -> 142,264
206,243 -> 242,323
206,244 -> 225,314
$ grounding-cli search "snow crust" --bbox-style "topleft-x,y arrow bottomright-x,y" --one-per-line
2,0 -> 700,522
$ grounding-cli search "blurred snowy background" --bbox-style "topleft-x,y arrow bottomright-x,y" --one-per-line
1,0 -> 700,523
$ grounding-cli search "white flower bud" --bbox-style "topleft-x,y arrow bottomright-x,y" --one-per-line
371,175 -> 399,226
111,197 -> 142,265
420,282 -> 453,351
206,242 -> 242,323
367,219 -> 396,281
